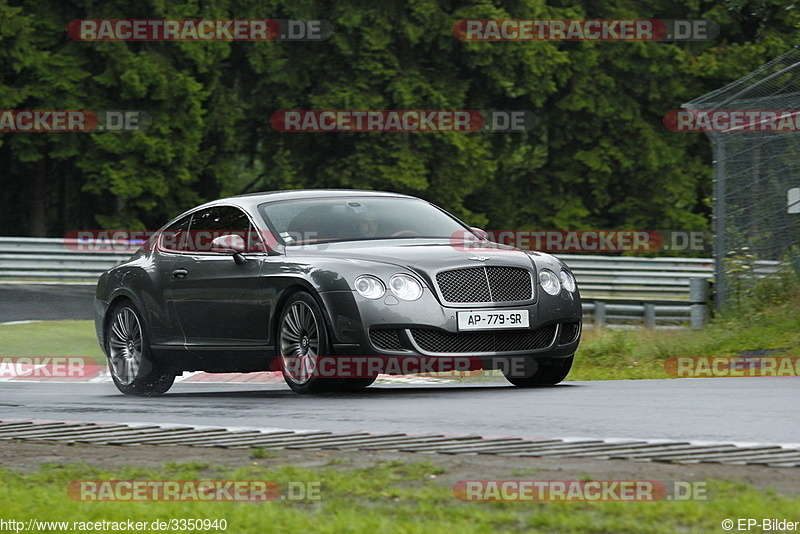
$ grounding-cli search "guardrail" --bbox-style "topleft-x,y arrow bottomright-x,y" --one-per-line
0,237 -> 131,280
558,255 -> 713,300
0,237 -> 781,329
560,254 -> 780,329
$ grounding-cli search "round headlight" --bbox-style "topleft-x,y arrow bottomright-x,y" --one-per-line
559,270 -> 576,292
539,269 -> 561,296
355,275 -> 385,299
389,274 -> 423,301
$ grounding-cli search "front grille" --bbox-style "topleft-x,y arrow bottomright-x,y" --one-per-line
436,268 -> 491,302
558,322 -> 580,344
486,267 -> 533,301
409,325 -> 556,354
369,329 -> 403,351
436,266 -> 532,303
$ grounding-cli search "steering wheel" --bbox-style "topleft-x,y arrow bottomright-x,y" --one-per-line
390,230 -> 420,238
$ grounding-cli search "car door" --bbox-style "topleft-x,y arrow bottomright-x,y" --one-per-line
148,213 -> 191,346
170,205 -> 267,348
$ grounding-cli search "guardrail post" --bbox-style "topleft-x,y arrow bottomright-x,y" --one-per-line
644,304 -> 656,330
689,277 -> 709,330
594,301 -> 606,329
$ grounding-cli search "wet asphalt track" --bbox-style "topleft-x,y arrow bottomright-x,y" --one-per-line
0,283 -> 95,323
2,284 -> 798,446
1,378 -> 798,445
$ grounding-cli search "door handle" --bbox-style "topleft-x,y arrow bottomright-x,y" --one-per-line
172,269 -> 188,279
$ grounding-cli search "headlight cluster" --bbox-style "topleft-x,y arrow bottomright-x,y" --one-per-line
355,276 -> 385,299
390,274 -> 423,301
559,269 -> 576,293
355,274 -> 423,301
538,269 -> 577,296
538,269 -> 561,296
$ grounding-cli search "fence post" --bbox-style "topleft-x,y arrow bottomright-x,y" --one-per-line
594,301 -> 606,328
644,304 -> 656,329
712,140 -> 727,311
690,277 -> 709,330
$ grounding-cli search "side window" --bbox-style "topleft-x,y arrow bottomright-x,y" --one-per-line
185,206 -> 261,253
159,214 -> 192,252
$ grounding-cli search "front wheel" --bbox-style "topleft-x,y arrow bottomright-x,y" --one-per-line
106,301 -> 175,396
278,292 -> 340,394
336,376 -> 377,391
503,355 -> 573,387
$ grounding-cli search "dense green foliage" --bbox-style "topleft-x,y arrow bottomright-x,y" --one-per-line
1,0 -> 798,236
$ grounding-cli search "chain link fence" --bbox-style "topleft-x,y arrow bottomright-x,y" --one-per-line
683,47 -> 800,309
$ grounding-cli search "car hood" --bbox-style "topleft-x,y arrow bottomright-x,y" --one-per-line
284,239 -> 538,279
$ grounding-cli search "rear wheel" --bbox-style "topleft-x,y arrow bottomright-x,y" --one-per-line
106,301 -> 175,396
503,355 -> 573,387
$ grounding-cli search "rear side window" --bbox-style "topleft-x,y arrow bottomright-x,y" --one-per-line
184,206 -> 262,253
159,214 -> 192,252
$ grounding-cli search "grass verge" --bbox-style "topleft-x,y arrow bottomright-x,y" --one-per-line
1,460 -> 798,533
569,291 -> 800,380
0,320 -> 104,361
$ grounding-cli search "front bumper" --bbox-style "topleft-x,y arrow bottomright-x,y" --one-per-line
319,287 -> 582,363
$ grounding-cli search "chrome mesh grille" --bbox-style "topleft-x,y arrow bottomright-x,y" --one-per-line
409,325 -> 556,354
436,266 -> 532,303
436,267 -> 491,302
486,267 -> 533,302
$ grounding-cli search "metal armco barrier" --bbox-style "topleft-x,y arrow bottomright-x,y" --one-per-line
0,237 -> 131,280
0,237 -> 778,328
559,255 -> 713,329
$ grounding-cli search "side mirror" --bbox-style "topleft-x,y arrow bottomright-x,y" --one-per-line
211,234 -> 247,264
470,227 -> 489,241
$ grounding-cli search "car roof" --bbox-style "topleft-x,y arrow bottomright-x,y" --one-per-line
197,189 -> 419,211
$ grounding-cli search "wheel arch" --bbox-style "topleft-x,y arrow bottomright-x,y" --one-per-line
272,281 -> 338,351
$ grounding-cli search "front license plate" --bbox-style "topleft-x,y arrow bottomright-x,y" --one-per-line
457,310 -> 530,331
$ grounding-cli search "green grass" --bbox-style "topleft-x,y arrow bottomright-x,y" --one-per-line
0,461 -> 797,533
2,289 -> 798,381
569,291 -> 800,381
0,320 -> 105,361
250,448 -> 277,460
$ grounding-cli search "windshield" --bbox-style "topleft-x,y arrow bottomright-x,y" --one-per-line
259,196 -> 469,244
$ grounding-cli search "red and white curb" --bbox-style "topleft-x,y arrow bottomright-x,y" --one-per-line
0,366 -> 453,385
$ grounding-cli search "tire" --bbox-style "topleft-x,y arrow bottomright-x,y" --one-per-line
277,292 -> 340,394
106,301 -> 175,396
503,355 -> 573,387
336,376 -> 377,391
